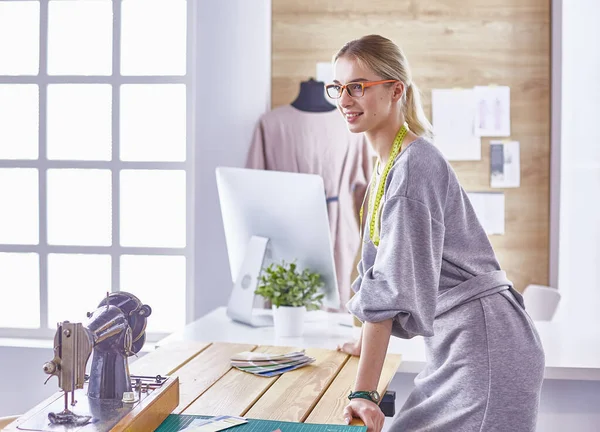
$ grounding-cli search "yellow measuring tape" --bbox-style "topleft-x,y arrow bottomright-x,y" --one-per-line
360,123 -> 408,246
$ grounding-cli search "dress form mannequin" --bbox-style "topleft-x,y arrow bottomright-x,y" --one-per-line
291,78 -> 336,112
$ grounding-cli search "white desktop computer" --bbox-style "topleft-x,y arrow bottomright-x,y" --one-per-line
216,167 -> 340,327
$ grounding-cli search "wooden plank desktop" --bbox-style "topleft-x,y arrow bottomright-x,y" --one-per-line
3,341 -> 401,431
138,341 -> 401,426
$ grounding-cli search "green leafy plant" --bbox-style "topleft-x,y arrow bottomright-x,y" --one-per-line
255,260 -> 325,310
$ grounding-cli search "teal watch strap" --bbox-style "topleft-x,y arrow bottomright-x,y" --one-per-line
348,390 -> 380,404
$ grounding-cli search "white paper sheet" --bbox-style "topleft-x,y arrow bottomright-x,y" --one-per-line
431,88 -> 481,161
474,85 -> 511,137
467,192 -> 505,235
316,62 -> 334,85
490,140 -> 520,188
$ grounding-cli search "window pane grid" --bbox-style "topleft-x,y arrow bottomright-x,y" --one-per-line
0,0 -> 194,340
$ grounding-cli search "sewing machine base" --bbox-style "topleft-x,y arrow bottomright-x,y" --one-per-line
16,390 -> 146,432
7,377 -> 179,432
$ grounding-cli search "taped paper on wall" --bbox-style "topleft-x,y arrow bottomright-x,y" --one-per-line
490,140 -> 520,188
467,192 -> 505,235
431,88 -> 481,161
474,86 -> 511,137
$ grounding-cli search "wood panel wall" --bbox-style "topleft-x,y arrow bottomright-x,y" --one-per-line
271,0 -> 550,292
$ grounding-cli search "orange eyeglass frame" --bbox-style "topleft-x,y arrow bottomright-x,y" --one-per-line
326,79 -> 399,98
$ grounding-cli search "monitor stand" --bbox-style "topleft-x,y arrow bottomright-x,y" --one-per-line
226,235 -> 274,327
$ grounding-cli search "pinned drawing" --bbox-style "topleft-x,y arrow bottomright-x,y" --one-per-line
474,86 -> 510,137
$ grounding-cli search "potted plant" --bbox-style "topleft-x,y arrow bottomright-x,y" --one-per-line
255,260 -> 324,337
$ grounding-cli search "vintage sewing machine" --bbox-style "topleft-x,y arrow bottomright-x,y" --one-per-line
13,292 -> 179,432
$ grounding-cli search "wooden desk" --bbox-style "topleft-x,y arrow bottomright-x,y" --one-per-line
130,340 -> 401,425
4,341 -> 401,431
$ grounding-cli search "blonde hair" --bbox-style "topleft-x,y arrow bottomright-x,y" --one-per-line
334,35 -> 433,138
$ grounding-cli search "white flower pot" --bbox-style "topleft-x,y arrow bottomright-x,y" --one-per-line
272,305 -> 306,337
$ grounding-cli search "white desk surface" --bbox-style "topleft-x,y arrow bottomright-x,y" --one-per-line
159,306 -> 600,381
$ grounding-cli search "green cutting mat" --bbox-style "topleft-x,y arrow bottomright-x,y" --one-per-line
156,415 -> 367,432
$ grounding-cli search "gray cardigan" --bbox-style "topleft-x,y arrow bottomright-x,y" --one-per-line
347,137 -> 520,339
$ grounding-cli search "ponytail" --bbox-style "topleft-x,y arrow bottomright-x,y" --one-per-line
404,82 -> 433,139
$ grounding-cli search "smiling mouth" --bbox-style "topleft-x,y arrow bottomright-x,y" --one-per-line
345,112 -> 363,120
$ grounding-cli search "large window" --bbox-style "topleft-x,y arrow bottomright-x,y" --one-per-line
550,0 -> 600,323
0,0 -> 195,340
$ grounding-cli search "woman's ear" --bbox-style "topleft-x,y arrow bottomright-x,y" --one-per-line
392,81 -> 404,102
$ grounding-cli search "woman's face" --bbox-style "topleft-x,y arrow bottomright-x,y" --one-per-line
333,56 -> 402,134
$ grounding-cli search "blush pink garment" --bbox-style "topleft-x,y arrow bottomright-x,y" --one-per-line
245,105 -> 374,311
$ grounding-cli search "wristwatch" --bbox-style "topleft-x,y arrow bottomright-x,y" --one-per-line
348,390 -> 381,404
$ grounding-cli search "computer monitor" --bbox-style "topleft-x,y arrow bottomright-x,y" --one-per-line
216,167 -> 340,327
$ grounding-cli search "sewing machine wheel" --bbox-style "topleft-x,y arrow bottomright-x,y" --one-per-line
132,331 -> 146,354
97,292 -> 152,355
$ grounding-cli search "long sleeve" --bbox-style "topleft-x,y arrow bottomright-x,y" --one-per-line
245,120 -> 266,169
347,196 -> 445,339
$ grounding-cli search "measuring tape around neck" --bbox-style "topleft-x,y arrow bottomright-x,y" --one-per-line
360,123 -> 408,246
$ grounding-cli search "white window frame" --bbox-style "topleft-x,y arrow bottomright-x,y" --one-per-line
0,0 -> 196,342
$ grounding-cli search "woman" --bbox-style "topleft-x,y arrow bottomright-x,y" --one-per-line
327,35 -> 545,432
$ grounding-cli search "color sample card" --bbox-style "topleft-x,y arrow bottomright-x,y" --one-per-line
230,351 -> 306,362
231,350 -> 315,377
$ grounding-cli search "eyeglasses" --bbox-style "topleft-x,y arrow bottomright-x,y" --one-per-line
325,80 -> 398,99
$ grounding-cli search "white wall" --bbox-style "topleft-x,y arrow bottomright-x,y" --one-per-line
555,0 -> 600,322
193,0 -> 271,319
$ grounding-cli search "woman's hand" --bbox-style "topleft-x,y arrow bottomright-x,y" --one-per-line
336,339 -> 361,356
343,399 -> 385,432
